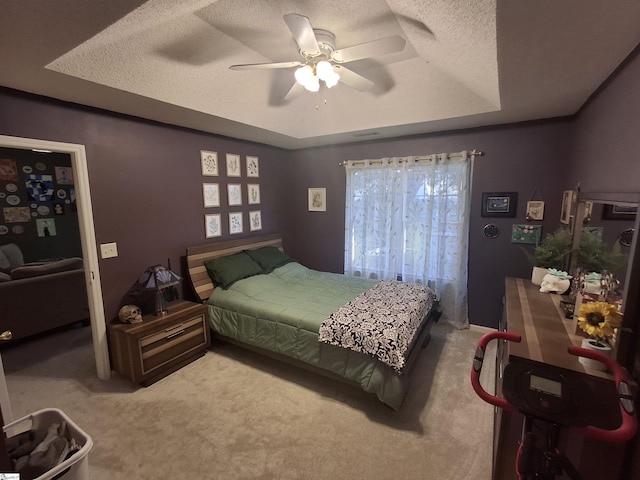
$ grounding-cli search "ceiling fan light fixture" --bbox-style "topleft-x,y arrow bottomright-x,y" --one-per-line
305,75 -> 320,92
295,65 -> 314,85
325,71 -> 340,88
316,60 -> 334,81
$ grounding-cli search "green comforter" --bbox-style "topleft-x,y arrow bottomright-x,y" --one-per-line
207,262 -> 420,409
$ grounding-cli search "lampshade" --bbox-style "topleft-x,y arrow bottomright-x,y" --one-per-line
137,265 -> 182,290
295,62 -> 339,92
136,265 -> 182,315
316,61 -> 333,81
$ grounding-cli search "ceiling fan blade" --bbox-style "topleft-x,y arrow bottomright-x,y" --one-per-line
332,35 -> 406,63
230,61 -> 303,70
283,13 -> 320,56
333,65 -> 374,91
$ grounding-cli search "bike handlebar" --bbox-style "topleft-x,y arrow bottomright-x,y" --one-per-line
470,331 -> 637,443
470,331 -> 521,414
567,345 -> 637,443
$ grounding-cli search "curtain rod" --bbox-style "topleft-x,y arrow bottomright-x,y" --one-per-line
338,148 -> 484,166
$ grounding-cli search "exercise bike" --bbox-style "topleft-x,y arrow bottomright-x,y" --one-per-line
471,331 -> 637,480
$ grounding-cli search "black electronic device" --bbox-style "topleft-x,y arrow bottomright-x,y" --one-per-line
502,356 -> 622,430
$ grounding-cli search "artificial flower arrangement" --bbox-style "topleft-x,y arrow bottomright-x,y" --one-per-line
576,301 -> 623,347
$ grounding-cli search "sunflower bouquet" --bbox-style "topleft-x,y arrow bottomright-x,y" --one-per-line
576,301 -> 623,347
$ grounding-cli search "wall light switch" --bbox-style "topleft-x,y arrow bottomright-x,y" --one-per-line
100,242 -> 118,259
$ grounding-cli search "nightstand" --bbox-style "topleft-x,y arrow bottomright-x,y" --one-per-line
108,300 -> 210,386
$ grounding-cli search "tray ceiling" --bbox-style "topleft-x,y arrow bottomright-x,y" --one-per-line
1,0 -> 639,149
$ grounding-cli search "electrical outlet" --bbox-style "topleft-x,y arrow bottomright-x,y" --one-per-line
100,242 -> 118,259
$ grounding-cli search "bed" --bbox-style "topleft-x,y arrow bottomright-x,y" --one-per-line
186,234 -> 440,410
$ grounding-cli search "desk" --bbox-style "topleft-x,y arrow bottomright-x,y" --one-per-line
493,278 -> 625,479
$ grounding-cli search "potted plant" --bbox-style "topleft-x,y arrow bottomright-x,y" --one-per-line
523,228 -> 573,285
578,230 -> 627,275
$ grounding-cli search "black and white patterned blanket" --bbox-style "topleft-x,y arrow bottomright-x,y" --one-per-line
318,280 -> 436,373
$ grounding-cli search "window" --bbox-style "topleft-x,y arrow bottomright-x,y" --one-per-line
344,154 -> 471,327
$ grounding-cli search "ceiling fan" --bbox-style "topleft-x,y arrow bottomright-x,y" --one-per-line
229,13 -> 406,97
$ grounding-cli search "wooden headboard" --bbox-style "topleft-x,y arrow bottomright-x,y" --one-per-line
186,233 -> 284,302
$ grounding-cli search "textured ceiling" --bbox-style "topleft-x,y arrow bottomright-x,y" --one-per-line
1,0 -> 639,149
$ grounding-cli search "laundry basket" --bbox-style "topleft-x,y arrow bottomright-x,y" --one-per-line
3,408 -> 93,480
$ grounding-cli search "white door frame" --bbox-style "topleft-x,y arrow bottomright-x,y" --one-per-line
0,134 -> 111,380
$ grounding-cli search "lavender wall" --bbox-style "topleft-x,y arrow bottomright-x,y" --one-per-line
0,89 -> 292,322
568,46 -> 640,190
286,121 -> 575,327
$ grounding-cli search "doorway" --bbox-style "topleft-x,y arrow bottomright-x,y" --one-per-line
0,134 -> 110,380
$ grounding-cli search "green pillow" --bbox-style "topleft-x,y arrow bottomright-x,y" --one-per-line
244,246 -> 293,273
205,252 -> 264,289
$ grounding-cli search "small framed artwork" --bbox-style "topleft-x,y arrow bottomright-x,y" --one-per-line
36,218 -> 56,237
308,188 -> 326,212
229,212 -> 243,234
525,201 -> 544,221
511,224 -> 542,245
201,150 -> 218,176
481,192 -> 517,217
227,184 -> 242,206
247,184 -> 260,205
226,153 -> 241,177
247,156 -> 259,177
582,226 -> 603,240
205,214 -> 222,238
560,190 -> 574,224
602,204 -> 637,220
249,210 -> 262,231
55,166 -> 74,185
203,183 -> 220,208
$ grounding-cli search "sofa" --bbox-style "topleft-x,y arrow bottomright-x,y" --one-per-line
0,243 -> 89,342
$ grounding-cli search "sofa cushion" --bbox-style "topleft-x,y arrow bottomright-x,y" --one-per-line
0,243 -> 24,272
0,249 -> 10,273
11,257 -> 84,280
0,272 -> 11,283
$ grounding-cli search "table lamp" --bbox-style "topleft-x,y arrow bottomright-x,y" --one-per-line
136,265 -> 182,316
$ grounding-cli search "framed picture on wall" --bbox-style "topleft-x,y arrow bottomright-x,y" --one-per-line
511,224 -> 542,245
247,184 -> 260,204
308,188 -> 326,212
202,183 -> 220,208
560,190 -> 574,224
200,150 -> 218,176
227,184 -> 242,206
481,192 -> 517,217
602,204 -> 637,220
226,153 -> 241,177
525,201 -> 545,221
205,214 -> 221,238
249,210 -> 262,231
246,156 -> 259,177
229,212 -> 243,234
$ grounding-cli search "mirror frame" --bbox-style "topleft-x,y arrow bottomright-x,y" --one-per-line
573,192 -> 640,379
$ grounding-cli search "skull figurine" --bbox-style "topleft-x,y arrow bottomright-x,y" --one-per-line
118,304 -> 143,324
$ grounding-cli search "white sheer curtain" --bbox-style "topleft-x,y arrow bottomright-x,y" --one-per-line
344,152 -> 472,329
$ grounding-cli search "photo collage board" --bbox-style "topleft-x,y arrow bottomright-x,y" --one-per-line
0,155 -> 77,241
200,151 -> 262,238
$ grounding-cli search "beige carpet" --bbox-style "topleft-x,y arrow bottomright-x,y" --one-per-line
2,323 -> 496,480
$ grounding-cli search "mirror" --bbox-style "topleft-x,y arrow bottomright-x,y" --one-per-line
571,192 -> 640,378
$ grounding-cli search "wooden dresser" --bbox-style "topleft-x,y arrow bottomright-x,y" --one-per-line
493,277 -> 627,480
108,300 -> 210,386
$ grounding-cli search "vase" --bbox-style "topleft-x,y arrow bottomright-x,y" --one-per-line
531,267 -> 549,286
578,338 -> 612,371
